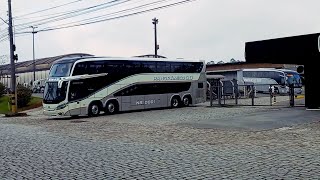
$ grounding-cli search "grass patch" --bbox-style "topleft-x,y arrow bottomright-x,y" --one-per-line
0,96 -> 9,114
0,96 -> 43,114
19,97 -> 43,112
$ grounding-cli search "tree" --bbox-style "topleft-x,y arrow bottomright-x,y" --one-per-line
206,61 -> 215,65
0,82 -> 5,97
230,58 -> 237,63
17,84 -> 32,108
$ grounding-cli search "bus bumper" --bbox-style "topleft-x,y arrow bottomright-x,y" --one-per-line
43,109 -> 67,116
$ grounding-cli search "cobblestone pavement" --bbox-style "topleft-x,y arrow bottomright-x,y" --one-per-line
1,102 -> 320,179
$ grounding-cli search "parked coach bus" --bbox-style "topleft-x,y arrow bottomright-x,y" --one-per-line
242,68 -> 288,94
43,56 -> 206,117
279,69 -> 303,94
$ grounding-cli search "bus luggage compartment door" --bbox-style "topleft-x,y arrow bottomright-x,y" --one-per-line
130,95 -> 146,111
144,94 -> 165,109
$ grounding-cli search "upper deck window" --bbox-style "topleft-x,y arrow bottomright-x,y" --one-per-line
49,63 -> 73,77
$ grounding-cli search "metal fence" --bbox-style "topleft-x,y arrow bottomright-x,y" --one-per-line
207,80 -> 305,107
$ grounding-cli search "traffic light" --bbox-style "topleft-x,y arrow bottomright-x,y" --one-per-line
12,44 -> 18,61
13,54 -> 18,61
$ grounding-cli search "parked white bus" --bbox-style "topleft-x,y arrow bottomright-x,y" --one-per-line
242,68 -> 288,94
243,68 -> 303,94
43,56 -> 206,117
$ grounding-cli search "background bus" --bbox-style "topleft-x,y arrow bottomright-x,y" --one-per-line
206,68 -> 288,95
279,69 -> 303,94
242,68 -> 288,94
43,57 -> 206,117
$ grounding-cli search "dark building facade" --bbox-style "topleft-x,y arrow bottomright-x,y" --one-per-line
245,33 -> 320,109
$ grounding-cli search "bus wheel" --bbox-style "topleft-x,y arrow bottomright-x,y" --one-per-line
171,96 -> 180,108
105,101 -> 118,115
88,102 -> 101,117
182,96 -> 191,107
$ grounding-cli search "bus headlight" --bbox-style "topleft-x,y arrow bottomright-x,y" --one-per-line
56,103 -> 67,110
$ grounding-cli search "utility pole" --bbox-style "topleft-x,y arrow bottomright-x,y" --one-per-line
152,18 -> 159,58
8,0 -> 17,113
31,26 -> 37,82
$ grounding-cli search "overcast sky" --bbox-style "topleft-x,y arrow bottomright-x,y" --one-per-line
0,0 -> 320,64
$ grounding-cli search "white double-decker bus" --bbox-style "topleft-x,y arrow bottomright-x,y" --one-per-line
43,56 -> 206,117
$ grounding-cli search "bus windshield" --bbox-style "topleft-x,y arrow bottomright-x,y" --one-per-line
43,81 -> 68,104
49,63 -> 73,77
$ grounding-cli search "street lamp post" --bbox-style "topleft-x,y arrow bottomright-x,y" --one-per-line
31,26 -> 37,82
152,18 -> 158,58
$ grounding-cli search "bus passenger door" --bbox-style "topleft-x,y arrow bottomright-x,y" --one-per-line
68,80 -> 83,116
68,101 -> 81,116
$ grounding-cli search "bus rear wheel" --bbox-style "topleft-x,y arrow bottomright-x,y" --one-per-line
182,96 -> 191,107
105,101 -> 118,115
88,102 -> 101,117
171,96 -> 180,108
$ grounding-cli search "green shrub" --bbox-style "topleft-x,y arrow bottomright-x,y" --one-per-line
0,82 -> 5,97
17,84 -> 32,108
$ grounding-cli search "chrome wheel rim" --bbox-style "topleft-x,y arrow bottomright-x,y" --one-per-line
183,98 -> 189,106
172,99 -> 179,107
108,103 -> 115,113
91,105 -> 99,115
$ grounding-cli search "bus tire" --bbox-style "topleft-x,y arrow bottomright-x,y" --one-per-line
88,102 -> 101,117
105,100 -> 119,115
182,95 -> 192,107
171,96 -> 181,108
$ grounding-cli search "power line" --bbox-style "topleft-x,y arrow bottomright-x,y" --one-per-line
17,0 -> 169,31
14,0 -> 84,19
13,0 -> 197,40
38,0 -> 196,32
14,0 -> 129,30
13,0 -> 166,35
15,0 -> 146,21
0,17 -> 8,25
15,0 -> 178,33
0,33 -> 8,40
0,33 -> 28,43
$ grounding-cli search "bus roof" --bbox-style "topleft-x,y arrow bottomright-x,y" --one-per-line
206,69 -> 242,73
53,56 -> 204,64
278,69 -> 299,73
207,68 -> 285,73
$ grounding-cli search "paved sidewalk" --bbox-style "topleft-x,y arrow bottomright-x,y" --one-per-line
1,103 -> 320,179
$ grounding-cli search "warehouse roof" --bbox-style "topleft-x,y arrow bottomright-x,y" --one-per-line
0,53 -> 92,75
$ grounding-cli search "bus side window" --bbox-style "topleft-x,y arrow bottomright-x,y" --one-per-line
69,80 -> 88,101
194,62 -> 204,73
73,62 -> 86,76
141,62 -> 156,73
89,61 -> 104,74
156,62 -> 166,73
171,62 -> 182,73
